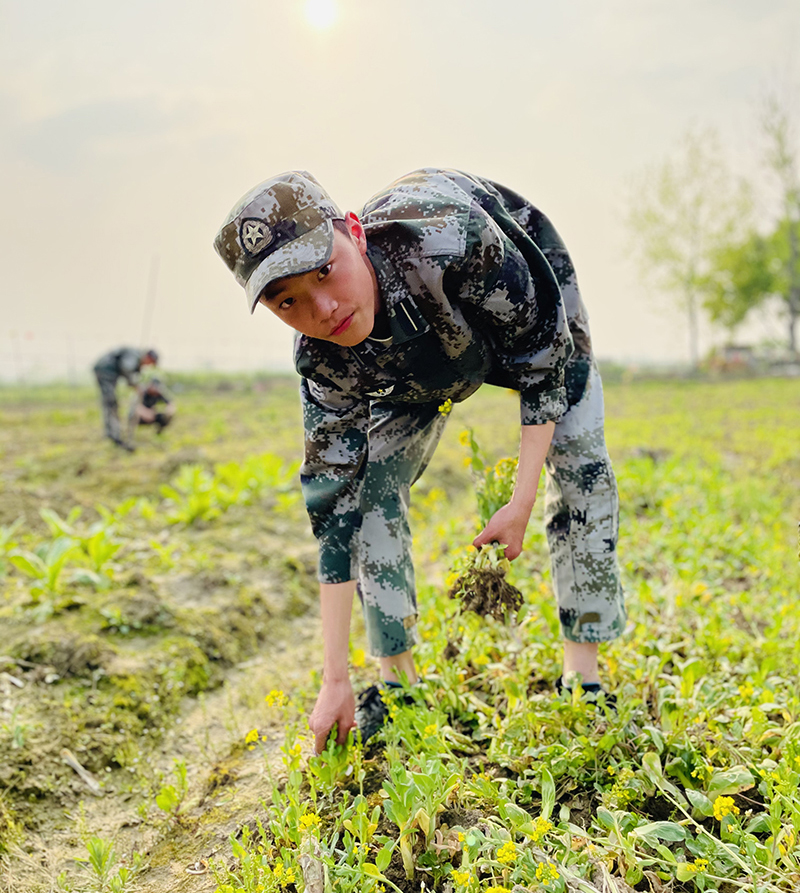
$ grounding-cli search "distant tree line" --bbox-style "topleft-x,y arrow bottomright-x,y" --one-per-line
627,91 -> 800,366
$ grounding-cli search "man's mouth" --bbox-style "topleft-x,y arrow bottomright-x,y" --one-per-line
330,314 -> 354,337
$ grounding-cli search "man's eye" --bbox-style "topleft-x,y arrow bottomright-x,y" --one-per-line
317,264 -> 331,280
279,296 -> 295,310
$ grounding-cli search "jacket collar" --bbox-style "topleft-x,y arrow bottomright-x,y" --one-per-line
365,243 -> 430,346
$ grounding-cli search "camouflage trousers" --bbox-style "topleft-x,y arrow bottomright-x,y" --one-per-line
355,360 -> 625,657
95,373 -> 122,442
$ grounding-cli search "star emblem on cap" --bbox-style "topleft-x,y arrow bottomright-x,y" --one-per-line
240,218 -> 274,257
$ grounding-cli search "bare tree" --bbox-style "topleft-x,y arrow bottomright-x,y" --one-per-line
627,128 -> 751,367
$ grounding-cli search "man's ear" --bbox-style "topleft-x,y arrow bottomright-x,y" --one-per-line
343,211 -> 368,254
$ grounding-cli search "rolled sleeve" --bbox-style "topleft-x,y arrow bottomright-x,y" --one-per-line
299,377 -> 370,582
520,384 -> 568,426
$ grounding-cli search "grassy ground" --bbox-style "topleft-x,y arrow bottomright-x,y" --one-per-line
0,375 -> 798,892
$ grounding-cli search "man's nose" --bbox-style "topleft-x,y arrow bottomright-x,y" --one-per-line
313,292 -> 338,320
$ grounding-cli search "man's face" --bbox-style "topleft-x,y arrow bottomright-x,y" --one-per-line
257,213 -> 380,347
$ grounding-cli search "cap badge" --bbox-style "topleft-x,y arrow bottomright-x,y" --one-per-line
240,218 -> 274,257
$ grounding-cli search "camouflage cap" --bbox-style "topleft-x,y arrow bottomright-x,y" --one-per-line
213,171 -> 343,314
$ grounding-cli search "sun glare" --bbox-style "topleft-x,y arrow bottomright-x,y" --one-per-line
305,0 -> 337,30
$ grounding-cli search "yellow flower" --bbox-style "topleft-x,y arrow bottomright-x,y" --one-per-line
496,840 -> 517,864
713,796 -> 740,821
535,861 -> 560,884
273,863 -> 283,878
265,689 -> 288,708
424,723 -> 438,737
445,572 -> 460,589
528,816 -> 553,842
299,813 -> 321,831
451,868 -> 470,885
484,887 -> 510,893
459,429 -> 471,447
351,648 -> 366,668
244,728 -> 259,746
284,868 -> 296,884
685,857 -> 709,874
438,398 -> 453,415
457,831 -> 465,842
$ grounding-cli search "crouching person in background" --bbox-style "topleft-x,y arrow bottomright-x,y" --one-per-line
127,377 -> 176,445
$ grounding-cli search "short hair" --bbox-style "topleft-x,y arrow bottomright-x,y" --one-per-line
332,218 -> 350,237
144,349 -> 159,363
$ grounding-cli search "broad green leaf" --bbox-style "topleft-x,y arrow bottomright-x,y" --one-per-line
595,807 -> 615,830
540,765 -> 555,821
685,788 -> 713,817
9,552 -> 45,578
631,821 -> 687,844
707,766 -> 754,798
375,842 -> 393,873
499,801 -> 531,829
641,751 -> 663,784
746,813 -> 773,834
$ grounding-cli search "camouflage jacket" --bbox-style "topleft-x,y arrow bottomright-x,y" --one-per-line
93,347 -> 146,386
296,168 -> 593,582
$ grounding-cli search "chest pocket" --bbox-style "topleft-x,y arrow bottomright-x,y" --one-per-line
355,330 -> 491,404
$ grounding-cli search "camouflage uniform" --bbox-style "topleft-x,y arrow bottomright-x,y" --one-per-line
92,347 -> 149,443
295,169 -> 625,657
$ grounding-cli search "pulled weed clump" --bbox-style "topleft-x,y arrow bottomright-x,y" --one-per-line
446,429 -> 523,622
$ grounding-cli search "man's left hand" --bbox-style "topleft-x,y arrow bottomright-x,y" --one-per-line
472,501 -> 532,561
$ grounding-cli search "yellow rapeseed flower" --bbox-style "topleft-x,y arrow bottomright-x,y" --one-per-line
713,796 -> 740,821
528,816 -> 553,842
299,813 -> 321,831
684,857 -> 709,874
451,868 -> 470,885
535,861 -> 560,884
244,728 -> 259,747
496,840 -> 517,864
438,398 -> 453,415
265,689 -> 288,708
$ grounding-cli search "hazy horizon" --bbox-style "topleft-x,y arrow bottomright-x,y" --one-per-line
1,0 -> 798,383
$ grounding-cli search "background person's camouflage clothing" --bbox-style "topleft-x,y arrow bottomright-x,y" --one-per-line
296,169 -> 625,655
93,347 -> 150,444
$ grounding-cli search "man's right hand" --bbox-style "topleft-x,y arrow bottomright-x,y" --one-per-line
308,678 -> 357,754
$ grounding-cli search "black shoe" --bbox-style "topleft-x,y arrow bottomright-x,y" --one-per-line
354,684 -> 389,743
555,677 -> 617,709
354,683 -> 418,743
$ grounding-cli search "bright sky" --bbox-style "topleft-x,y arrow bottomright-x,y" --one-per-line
0,0 -> 798,381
